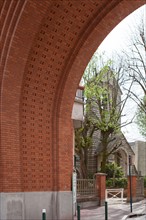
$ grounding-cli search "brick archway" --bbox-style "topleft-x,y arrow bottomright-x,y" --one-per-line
0,0 -> 145,219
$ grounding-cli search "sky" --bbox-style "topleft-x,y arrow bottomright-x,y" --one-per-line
97,4 -> 146,142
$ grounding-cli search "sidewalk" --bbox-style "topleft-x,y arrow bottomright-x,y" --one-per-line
74,200 -> 146,220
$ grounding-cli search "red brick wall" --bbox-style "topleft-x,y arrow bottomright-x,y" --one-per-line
0,0 -> 145,192
96,173 -> 107,206
127,176 -> 137,202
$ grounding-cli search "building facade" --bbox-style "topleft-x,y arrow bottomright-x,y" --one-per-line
130,141 -> 146,176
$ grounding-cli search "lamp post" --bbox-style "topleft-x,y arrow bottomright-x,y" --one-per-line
129,155 -> 133,213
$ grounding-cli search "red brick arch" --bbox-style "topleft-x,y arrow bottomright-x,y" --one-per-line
0,0 -> 145,193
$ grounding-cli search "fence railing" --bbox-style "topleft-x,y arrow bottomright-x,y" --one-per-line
136,176 -> 144,197
77,179 -> 97,196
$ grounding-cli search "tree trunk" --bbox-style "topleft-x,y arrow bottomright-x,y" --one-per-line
79,148 -> 88,179
101,151 -> 107,172
100,132 -> 108,172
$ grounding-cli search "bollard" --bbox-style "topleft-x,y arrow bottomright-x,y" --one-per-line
105,201 -> 108,220
77,204 -> 80,220
42,209 -> 46,220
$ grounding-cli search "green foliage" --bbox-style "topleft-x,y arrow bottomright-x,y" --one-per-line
75,118 -> 95,178
144,176 -> 146,188
136,105 -> 146,138
106,179 -> 113,188
75,53 -> 127,176
84,65 -> 121,134
75,127 -> 93,151
106,177 -> 127,188
104,162 -> 124,179
105,162 -> 127,188
83,53 -> 112,84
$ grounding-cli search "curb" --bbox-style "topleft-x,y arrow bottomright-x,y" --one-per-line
122,215 -> 128,220
122,213 -> 146,220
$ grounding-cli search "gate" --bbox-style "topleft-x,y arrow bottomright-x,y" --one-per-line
106,188 -> 125,203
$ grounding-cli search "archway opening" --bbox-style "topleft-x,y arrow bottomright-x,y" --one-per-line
72,4 -> 146,213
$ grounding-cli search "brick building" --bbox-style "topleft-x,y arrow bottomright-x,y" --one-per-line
0,1 -> 145,219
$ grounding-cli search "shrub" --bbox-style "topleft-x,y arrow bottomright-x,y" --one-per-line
144,176 -> 146,188
104,162 -> 127,188
106,178 -> 127,189
114,178 -> 127,188
105,162 -> 124,179
106,179 -> 113,188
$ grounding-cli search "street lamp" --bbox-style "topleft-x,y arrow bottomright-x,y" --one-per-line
129,155 -> 133,213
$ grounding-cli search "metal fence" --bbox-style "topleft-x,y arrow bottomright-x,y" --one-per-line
136,176 -> 144,198
77,179 -> 97,196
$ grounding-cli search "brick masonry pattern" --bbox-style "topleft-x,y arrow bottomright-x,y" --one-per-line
0,0 -> 145,192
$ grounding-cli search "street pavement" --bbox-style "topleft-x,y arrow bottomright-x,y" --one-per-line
74,199 -> 146,220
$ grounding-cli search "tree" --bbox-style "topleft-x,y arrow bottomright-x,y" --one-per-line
75,55 -> 132,177
136,107 -> 146,137
122,15 -> 146,137
75,114 -> 96,178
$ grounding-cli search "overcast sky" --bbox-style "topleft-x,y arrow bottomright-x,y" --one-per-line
97,5 -> 146,142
